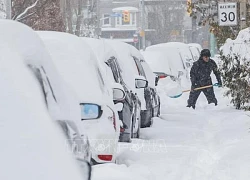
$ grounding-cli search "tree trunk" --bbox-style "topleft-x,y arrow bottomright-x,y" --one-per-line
65,0 -> 73,34
75,0 -> 84,36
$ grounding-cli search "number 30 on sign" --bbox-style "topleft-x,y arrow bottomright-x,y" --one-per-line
218,2 -> 237,26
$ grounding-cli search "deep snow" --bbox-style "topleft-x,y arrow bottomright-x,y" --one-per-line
91,76 -> 250,180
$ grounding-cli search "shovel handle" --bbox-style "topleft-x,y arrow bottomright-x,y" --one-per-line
182,84 -> 214,93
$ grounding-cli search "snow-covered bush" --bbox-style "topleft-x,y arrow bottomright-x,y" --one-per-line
219,53 -> 250,109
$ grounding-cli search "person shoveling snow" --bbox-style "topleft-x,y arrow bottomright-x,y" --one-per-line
186,49 -> 222,109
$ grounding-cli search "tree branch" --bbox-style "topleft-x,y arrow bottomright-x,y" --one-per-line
15,0 -> 39,21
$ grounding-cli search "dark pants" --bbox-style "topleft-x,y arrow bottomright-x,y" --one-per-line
187,86 -> 217,106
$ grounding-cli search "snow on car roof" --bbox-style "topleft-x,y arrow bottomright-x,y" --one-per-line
0,47 -> 83,180
0,20 -> 81,127
81,37 -> 117,64
141,51 -> 173,76
105,40 -> 140,91
145,46 -> 186,75
37,31 -> 108,105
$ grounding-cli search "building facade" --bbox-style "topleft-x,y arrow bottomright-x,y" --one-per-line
98,0 -> 142,48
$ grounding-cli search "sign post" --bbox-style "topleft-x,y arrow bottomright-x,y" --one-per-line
218,2 -> 237,26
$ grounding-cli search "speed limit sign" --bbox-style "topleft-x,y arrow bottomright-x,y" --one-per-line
218,2 -> 237,26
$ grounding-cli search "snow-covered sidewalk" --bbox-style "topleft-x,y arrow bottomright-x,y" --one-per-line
92,87 -> 250,180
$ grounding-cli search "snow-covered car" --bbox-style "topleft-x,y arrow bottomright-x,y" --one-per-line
107,40 -> 159,128
141,50 -> 178,79
0,20 -> 91,164
147,42 -> 194,66
127,46 -> 161,127
144,46 -> 188,85
0,37 -> 91,180
38,31 -> 120,163
81,37 -> 141,142
106,40 -> 148,140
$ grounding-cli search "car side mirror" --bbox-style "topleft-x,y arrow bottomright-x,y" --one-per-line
115,102 -> 124,112
113,88 -> 125,102
77,160 -> 92,180
135,78 -> 148,88
80,103 -> 102,120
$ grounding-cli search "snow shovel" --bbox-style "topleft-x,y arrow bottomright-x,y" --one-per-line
168,83 -> 220,98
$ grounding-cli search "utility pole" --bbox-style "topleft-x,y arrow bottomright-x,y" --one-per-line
140,0 -> 146,51
6,0 -> 11,19
239,0 -> 247,30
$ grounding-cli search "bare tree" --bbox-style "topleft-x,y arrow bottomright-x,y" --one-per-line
146,3 -> 185,44
61,0 -> 97,36
12,0 -> 66,31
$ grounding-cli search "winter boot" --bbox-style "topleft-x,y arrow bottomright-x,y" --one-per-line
187,104 -> 195,109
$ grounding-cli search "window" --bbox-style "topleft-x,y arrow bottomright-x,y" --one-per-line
103,14 -> 111,26
133,56 -> 146,77
107,57 -> 122,83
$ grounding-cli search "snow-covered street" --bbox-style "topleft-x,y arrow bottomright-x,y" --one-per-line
92,87 -> 250,180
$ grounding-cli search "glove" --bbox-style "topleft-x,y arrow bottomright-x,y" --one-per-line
215,82 -> 222,88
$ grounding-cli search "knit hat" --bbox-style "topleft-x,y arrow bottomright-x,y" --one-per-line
201,49 -> 211,57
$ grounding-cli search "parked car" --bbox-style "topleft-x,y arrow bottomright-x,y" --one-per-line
106,40 -> 148,140
128,46 -> 161,127
0,32 -> 91,180
142,50 -> 184,81
37,31 -> 121,163
0,20 -> 91,165
107,40 -> 160,128
81,37 -> 144,142
146,43 -> 192,85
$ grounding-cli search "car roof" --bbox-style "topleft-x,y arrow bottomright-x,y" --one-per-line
105,40 -> 140,91
0,20 -> 81,127
37,31 -> 110,105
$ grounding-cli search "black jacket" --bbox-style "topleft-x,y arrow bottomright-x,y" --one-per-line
190,57 -> 222,87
